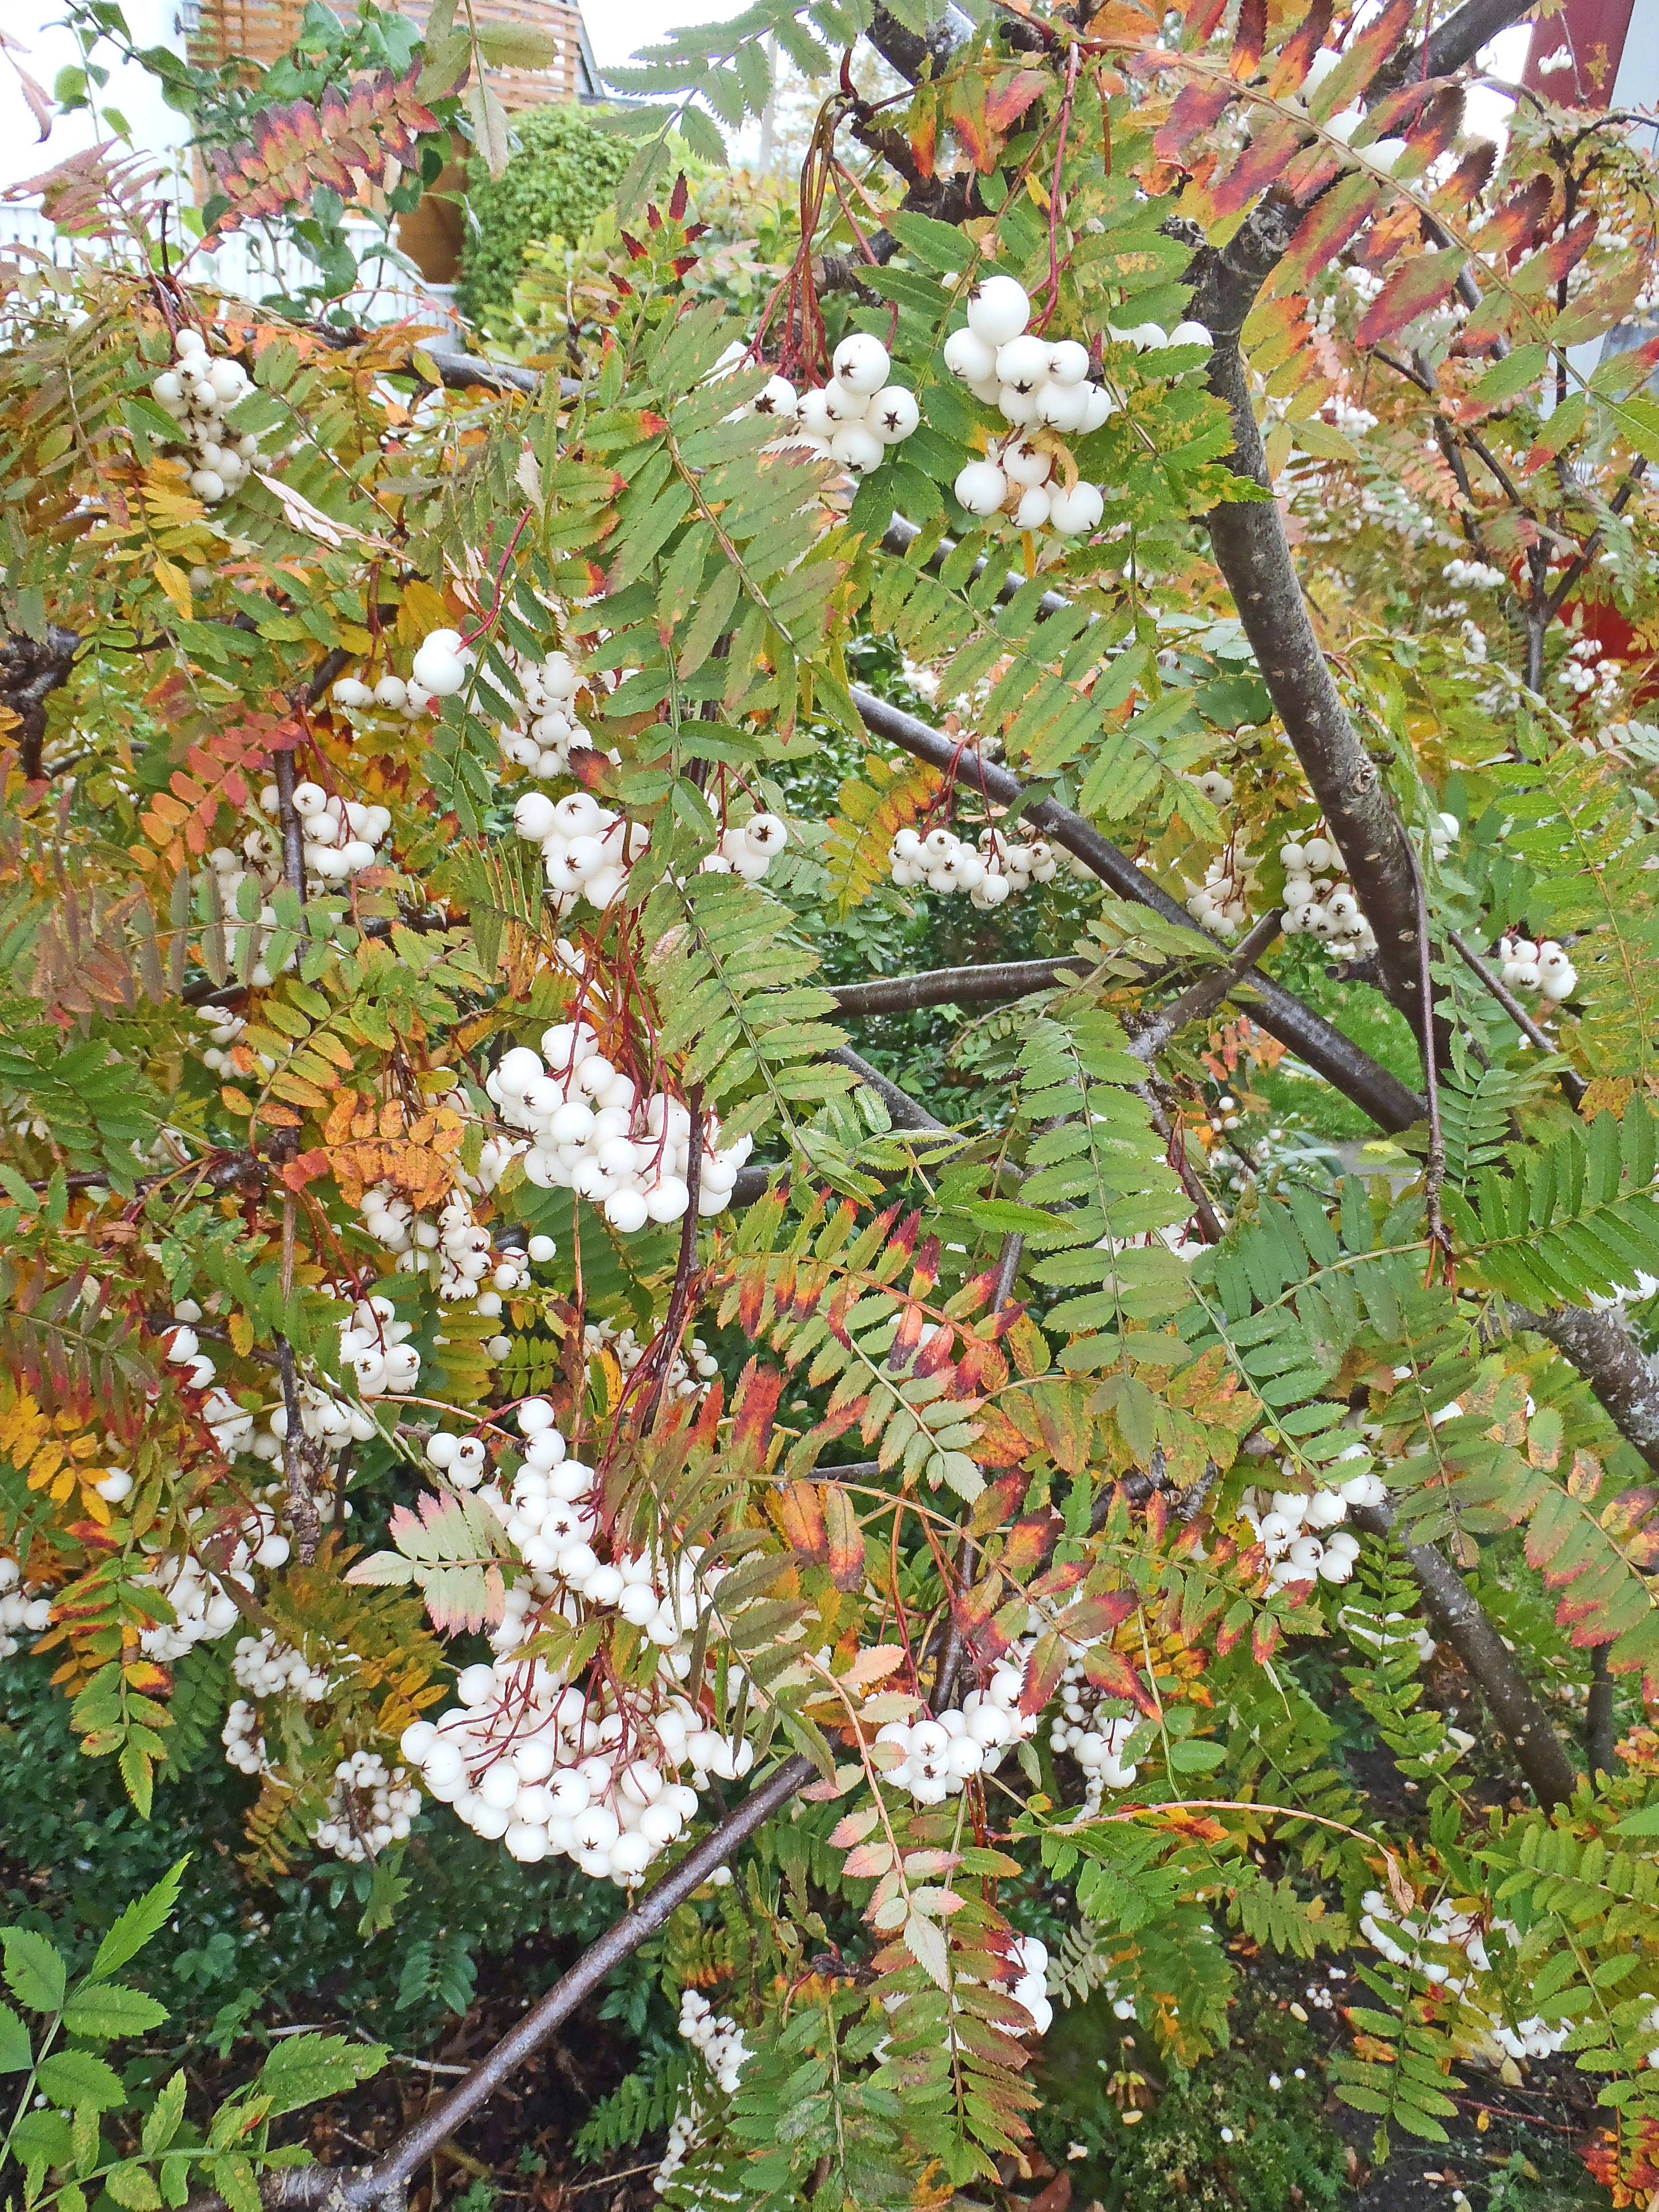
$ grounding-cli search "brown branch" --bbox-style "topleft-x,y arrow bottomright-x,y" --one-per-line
1514,1302 -> 1659,1478
1349,1499 -> 1578,1808
182,1755 -> 814,2212
1126,909 -> 1283,1067
275,1337 -> 323,1566
850,685 -> 1427,1134
1202,342 -> 1428,1042
827,1044 -> 952,1133
2,625 -> 81,779
829,957 -> 1080,1017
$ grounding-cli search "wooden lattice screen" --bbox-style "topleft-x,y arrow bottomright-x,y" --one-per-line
190,0 -> 593,109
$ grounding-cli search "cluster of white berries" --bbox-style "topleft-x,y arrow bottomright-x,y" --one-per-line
1189,769 -> 1234,806
313,1749 -> 421,1862
946,281 -> 1111,533
0,1558 -> 51,1657
1245,1470 -> 1384,1592
1492,934 -> 1577,1005
954,433 -> 1105,537
748,333 -> 919,478
1360,1893 -> 1568,2060
495,646 -> 595,778
1049,1663 -> 1141,1814
700,812 -> 789,881
339,1293 -> 421,1400
401,1401 -> 754,1885
1277,832 -> 1377,959
585,1318 -> 720,1405
874,1655 -> 1040,1804
888,823 -> 1062,909
195,1005 -> 249,1078
150,327 -> 259,505
400,1656 -> 737,1886
945,276 -> 1209,535
486,1021 -> 752,1233
255,1374 -> 377,1470
260,783 -> 390,890
1007,1935 -> 1053,2037
222,1698 -> 268,1776
512,789 -> 648,916
358,1183 -> 528,1314
678,1991 -> 751,2095
654,1993 -> 753,2193
1185,845 -> 1257,938
331,670 -> 444,723
169,1306 -> 366,1514
425,1429 -> 492,1489
1444,559 -> 1507,591
1557,633 -> 1622,706
232,1627 -> 332,1702
1428,811 -> 1459,864
135,1504 -> 290,1661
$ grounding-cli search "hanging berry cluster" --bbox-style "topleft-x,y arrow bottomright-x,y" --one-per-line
149,325 -> 261,505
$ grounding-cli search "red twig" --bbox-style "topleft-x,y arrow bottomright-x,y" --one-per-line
1035,44 -> 1081,332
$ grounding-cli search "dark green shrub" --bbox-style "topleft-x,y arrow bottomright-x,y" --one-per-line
458,105 -> 632,331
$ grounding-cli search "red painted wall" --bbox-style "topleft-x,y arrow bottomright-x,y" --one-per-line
1520,0 -> 1635,104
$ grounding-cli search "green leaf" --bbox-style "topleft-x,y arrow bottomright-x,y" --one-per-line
91,1859 -> 188,1980
0,1998 -> 32,2072
2,1928 -> 67,2014
474,22 -> 563,68
142,2070 -> 188,2157
106,2164 -> 164,2210
36,2048 -> 127,2111
247,2032 -> 387,2118
1165,1737 -> 1226,1773
904,1910 -> 951,1991
62,1982 -> 169,2041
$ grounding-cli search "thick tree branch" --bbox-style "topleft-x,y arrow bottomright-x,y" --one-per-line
1350,1500 -> 1578,1808
851,685 -> 1427,1134
828,1044 -> 952,1132
1382,0 -> 1541,93
1514,1302 -> 1659,1478
185,1756 -> 815,2212
2,624 -> 81,779
1201,345 -> 1427,1038
830,956 -> 1079,1017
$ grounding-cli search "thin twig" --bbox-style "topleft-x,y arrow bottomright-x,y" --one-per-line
1402,834 -> 1450,1279
1446,928 -> 1586,1108
275,1338 -> 323,1565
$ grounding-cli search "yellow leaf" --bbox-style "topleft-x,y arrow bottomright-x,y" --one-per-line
229,1313 -> 255,1356
154,555 -> 193,616
27,1439 -> 66,1491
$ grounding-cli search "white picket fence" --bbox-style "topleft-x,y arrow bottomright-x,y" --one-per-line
0,198 -> 462,332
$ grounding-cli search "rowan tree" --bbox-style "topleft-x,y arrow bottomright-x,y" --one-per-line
7,0 -> 1659,2204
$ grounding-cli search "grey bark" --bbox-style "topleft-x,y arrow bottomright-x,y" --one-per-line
1514,1302 -> 1659,1477
852,685 -> 1427,1133
1201,340 -> 1427,1037
1351,1502 -> 1579,1809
